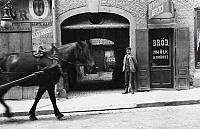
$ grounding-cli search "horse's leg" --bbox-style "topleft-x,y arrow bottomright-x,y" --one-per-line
0,87 -> 13,118
29,87 -> 46,120
47,86 -> 64,119
0,99 -> 13,118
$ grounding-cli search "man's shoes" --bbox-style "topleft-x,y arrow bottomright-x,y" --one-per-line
122,91 -> 128,94
130,88 -> 135,94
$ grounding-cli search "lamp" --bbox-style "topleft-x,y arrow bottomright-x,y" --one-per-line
1,0 -> 14,28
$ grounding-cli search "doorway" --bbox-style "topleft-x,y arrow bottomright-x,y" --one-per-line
61,28 -> 129,90
149,29 -> 174,88
61,13 -> 130,90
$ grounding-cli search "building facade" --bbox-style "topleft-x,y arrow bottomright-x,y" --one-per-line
0,0 -> 200,99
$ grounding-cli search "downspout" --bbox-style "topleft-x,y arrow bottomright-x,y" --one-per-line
52,0 -> 57,46
52,0 -> 59,96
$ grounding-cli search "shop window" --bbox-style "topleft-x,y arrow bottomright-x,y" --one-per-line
151,38 -> 170,66
150,29 -> 172,67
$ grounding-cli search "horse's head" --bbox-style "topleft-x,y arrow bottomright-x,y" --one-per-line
51,41 -> 94,67
74,40 -> 95,67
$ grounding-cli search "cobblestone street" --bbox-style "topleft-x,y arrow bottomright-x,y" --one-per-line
1,104 -> 200,129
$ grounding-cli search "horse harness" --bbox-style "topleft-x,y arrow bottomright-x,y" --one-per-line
0,48 -> 76,82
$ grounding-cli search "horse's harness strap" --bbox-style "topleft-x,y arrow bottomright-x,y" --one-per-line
36,57 -> 42,70
35,55 -> 54,71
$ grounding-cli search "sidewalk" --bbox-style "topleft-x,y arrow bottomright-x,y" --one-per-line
1,87 -> 200,117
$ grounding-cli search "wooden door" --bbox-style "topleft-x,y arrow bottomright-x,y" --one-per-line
0,33 -> 9,57
136,29 -> 150,91
175,27 -> 190,89
8,33 -> 21,52
21,32 -> 32,51
1,32 -> 32,99
149,29 -> 173,88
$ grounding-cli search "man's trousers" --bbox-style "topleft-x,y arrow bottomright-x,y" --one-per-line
124,70 -> 136,92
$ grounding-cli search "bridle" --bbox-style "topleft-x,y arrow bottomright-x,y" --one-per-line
49,44 -> 86,66
47,46 -> 85,79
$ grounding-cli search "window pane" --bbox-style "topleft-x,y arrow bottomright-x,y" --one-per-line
150,29 -> 171,66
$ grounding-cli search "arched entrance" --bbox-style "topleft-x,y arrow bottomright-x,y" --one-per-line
61,12 -> 130,90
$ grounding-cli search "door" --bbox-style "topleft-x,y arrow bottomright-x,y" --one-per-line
175,27 -> 189,89
136,29 -> 150,91
0,32 -> 32,99
8,33 -> 21,52
0,33 -> 9,57
149,29 -> 174,88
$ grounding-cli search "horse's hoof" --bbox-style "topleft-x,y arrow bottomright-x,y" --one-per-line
29,115 -> 38,121
56,113 -> 64,119
3,112 -> 14,118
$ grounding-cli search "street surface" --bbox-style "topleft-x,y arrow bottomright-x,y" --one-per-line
1,104 -> 200,129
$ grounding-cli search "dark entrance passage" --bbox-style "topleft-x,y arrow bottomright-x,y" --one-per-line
61,28 -> 129,90
149,29 -> 174,88
61,13 -> 130,91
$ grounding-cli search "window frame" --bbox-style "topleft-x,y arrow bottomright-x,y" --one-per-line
195,8 -> 200,68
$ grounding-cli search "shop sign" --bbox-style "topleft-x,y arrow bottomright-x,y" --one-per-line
32,25 -> 53,51
32,26 -> 53,39
148,0 -> 174,19
90,39 -> 114,45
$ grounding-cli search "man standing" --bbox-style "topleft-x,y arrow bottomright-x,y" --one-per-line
122,47 -> 137,94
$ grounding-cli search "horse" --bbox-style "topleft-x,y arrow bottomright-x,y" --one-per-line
0,40 -> 94,120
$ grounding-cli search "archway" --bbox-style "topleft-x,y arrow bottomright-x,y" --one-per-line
61,12 -> 129,90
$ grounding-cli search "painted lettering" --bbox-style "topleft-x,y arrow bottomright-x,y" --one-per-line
32,26 -> 53,39
161,38 -> 165,46
157,39 -> 160,46
152,39 -> 169,46
154,55 -> 168,59
153,40 -> 156,46
165,39 -> 169,46
151,5 -> 164,17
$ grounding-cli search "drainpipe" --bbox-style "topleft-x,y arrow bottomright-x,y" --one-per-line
52,0 -> 59,96
52,0 -> 56,46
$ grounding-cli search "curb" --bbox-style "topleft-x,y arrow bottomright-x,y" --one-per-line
136,100 -> 200,108
1,99 -> 200,117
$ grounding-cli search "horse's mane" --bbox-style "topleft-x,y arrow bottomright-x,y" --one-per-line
53,41 -> 88,63
57,42 -> 77,51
